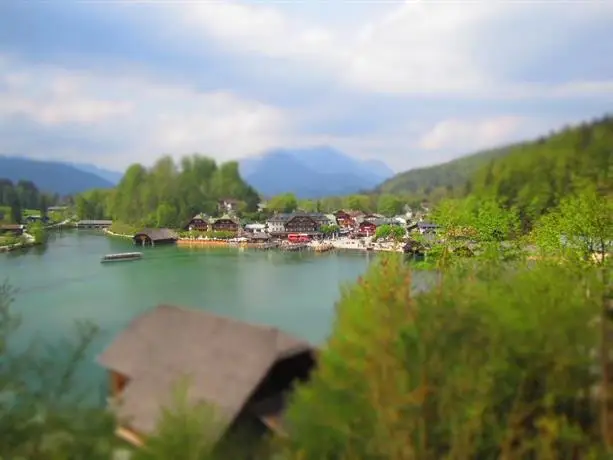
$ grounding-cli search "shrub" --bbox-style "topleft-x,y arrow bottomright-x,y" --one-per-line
282,256 -> 605,459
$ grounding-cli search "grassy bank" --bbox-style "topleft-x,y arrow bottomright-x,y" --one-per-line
108,222 -> 140,236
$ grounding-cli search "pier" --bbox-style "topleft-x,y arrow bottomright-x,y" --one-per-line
280,243 -> 309,252
75,220 -> 113,229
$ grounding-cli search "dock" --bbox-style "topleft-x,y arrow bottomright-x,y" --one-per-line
280,243 -> 309,252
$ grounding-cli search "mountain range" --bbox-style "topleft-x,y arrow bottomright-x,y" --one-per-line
239,146 -> 395,198
0,156 -> 116,196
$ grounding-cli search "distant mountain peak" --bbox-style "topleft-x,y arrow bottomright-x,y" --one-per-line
238,145 -> 394,198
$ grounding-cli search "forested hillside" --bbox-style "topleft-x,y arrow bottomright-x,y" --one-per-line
75,155 -> 260,228
377,114 -> 613,221
0,179 -> 57,223
468,115 -> 613,224
376,147 -> 512,197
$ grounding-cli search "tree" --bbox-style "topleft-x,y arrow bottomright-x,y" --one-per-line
133,379 -> 222,460
28,221 -> 46,244
320,224 -> 340,237
282,257 -> 606,459
533,188 -> 613,262
7,188 -> 22,224
376,194 -> 404,217
532,189 -> 613,448
267,193 -> 298,213
430,196 -> 521,264
39,194 -> 49,219
156,202 -> 179,228
344,194 -> 373,213
0,281 -> 117,459
75,154 -> 260,227
298,200 -> 318,212
374,224 -> 392,240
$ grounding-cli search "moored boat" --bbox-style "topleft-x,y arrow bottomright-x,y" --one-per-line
101,252 -> 143,263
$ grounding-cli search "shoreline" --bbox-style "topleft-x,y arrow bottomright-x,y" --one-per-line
103,228 -> 133,239
177,239 -> 234,248
101,228 -> 403,254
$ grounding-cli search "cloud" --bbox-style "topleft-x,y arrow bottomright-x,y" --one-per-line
0,1 -> 612,173
418,117 -> 524,152
0,56 -> 294,168
1,70 -> 133,125
154,0 -> 613,97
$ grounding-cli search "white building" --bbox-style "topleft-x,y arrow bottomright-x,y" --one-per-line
245,223 -> 267,234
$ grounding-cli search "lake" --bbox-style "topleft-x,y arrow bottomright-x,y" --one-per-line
0,230 -> 379,397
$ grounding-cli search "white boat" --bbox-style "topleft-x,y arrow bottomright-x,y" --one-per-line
101,252 -> 143,263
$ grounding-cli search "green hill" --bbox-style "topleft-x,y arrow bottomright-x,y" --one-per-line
468,114 -> 613,222
377,114 -> 613,219
376,147 -> 512,198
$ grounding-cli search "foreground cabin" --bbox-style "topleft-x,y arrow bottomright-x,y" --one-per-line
97,305 -> 316,453
133,229 -> 178,246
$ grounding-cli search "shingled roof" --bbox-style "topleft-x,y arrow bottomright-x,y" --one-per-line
97,305 -> 312,442
133,228 -> 178,241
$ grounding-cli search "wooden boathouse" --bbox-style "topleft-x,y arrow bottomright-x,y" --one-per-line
97,305 -> 316,452
0,224 -> 25,236
132,229 -> 178,246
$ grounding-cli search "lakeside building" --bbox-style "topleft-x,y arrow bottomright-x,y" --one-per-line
184,214 -> 240,234
266,212 -> 334,238
133,229 -> 178,246
0,224 -> 25,236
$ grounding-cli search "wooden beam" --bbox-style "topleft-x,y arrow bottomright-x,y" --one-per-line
260,414 -> 287,437
116,426 -> 145,447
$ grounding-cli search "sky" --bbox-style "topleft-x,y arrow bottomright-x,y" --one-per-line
0,0 -> 612,173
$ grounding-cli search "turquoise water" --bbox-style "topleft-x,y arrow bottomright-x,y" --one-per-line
0,230 -> 378,398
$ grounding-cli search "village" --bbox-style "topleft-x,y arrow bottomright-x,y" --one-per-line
177,202 -> 439,254
0,199 -> 440,256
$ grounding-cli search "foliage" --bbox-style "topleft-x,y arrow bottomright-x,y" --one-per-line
320,224 -> 340,236
179,231 -> 237,240
344,194 -> 374,213
0,178 -> 59,224
376,114 -> 613,223
374,224 -> 405,241
426,196 -> 522,265
0,235 -> 21,247
28,221 -> 47,244
108,221 -> 140,236
532,188 -> 613,263
75,155 -> 259,227
267,193 -> 298,213
283,256 -> 606,459
376,193 -> 405,216
0,281 -> 118,459
133,378 -> 222,460
75,189 -> 113,221
468,115 -> 613,226
377,146 -> 512,198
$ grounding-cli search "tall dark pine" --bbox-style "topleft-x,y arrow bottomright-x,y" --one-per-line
8,189 -> 22,224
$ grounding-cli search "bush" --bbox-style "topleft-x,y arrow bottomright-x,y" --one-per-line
28,221 -> 47,244
282,256 -> 605,459
0,281 -> 117,459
